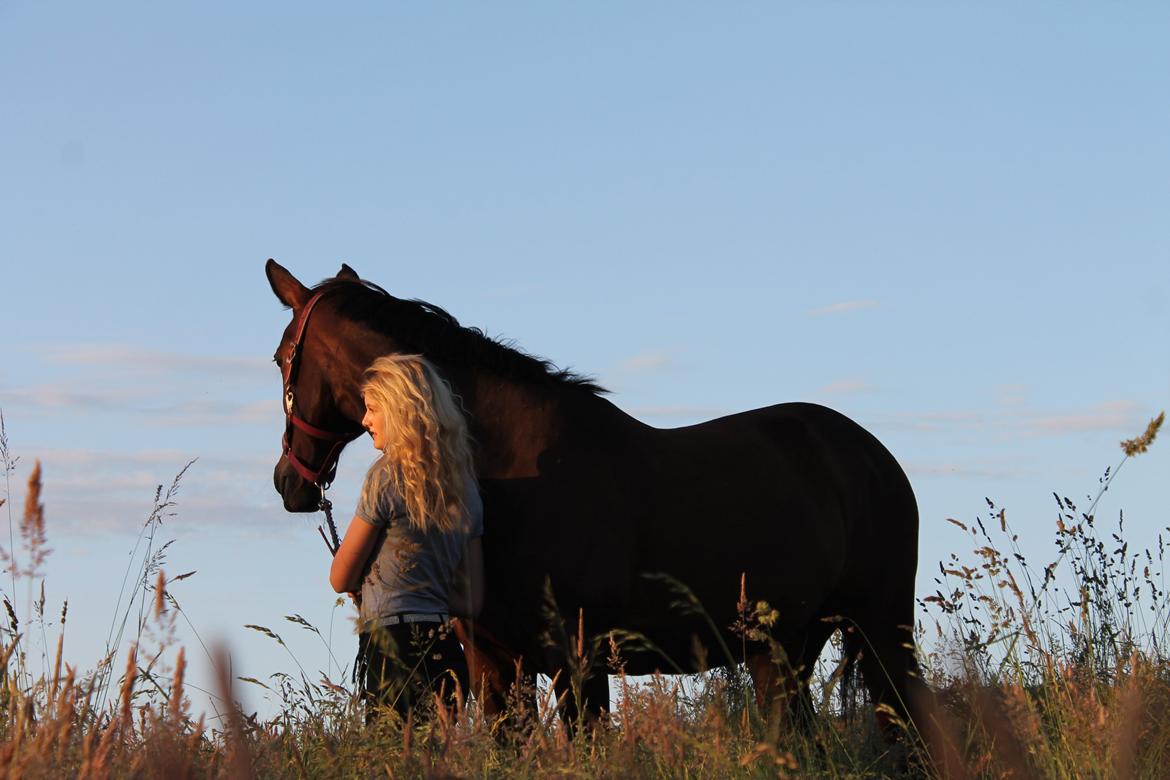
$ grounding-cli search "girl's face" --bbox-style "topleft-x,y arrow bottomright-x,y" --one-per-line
361,392 -> 389,452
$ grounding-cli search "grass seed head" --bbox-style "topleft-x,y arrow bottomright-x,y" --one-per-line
20,460 -> 51,574
1121,411 -> 1164,457
153,570 -> 166,619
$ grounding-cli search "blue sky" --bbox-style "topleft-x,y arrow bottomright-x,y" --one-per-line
2,2 -> 1167,719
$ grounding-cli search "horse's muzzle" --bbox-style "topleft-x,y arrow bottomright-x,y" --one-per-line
273,457 -> 322,512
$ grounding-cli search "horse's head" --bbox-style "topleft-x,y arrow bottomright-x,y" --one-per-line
265,259 -> 380,512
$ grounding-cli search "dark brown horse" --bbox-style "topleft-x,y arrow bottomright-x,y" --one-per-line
266,259 -> 930,732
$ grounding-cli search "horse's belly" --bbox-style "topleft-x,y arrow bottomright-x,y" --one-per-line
613,415 -> 859,652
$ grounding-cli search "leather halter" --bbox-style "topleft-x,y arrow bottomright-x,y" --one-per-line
280,286 -> 365,490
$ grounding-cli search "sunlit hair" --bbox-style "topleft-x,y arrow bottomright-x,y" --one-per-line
359,355 -> 475,533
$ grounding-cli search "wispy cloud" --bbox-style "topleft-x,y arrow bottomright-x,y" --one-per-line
6,448 -> 297,535
43,493 -> 296,536
1023,400 -> 1142,437
875,400 -> 1147,440
1,384 -> 147,411
479,283 -> 546,301
1,383 -> 275,428
807,300 -> 880,317
902,461 -> 1019,479
142,399 -> 276,428
994,384 -> 1031,409
874,410 -> 986,433
5,344 -> 274,422
37,447 -> 268,472
616,351 -> 674,374
815,378 -> 874,396
39,344 -> 268,377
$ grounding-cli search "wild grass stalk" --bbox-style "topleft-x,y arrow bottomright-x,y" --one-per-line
97,458 -> 196,714
0,409 -> 26,687
0,410 -> 1166,777
917,410 -> 1167,777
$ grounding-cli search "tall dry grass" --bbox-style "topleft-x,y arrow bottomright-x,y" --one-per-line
918,410 -> 1168,778
0,409 -> 1165,777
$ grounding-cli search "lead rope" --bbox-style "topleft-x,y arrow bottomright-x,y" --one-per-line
316,489 -> 366,688
317,488 -> 341,556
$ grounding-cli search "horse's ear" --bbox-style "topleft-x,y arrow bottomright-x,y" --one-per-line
337,263 -> 360,280
266,259 -> 311,309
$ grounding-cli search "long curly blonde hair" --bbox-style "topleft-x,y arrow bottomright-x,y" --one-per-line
359,354 -> 475,533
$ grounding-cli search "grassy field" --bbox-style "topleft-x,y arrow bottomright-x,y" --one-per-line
0,412 -> 1164,778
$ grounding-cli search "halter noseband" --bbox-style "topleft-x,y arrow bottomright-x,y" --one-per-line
280,286 -> 365,491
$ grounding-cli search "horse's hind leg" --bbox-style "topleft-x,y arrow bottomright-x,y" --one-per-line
848,574 -> 976,779
849,614 -> 971,778
846,615 -> 925,733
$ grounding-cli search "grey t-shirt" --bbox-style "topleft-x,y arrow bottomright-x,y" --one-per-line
354,472 -> 483,631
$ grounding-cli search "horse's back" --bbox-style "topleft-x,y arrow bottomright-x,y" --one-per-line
646,401 -> 914,520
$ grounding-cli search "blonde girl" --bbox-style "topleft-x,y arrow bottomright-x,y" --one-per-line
330,354 -> 484,720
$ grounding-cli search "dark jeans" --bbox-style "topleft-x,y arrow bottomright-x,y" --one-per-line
357,621 -> 469,723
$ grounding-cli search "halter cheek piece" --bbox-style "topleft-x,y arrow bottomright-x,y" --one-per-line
280,287 -> 366,550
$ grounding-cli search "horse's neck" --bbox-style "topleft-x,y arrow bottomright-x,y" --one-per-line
466,372 -> 564,480
350,320 -> 614,477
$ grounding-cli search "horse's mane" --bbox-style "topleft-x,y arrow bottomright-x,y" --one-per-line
315,278 -> 607,395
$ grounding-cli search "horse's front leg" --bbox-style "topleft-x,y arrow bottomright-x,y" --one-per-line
545,647 -> 610,735
453,619 -> 537,737
453,619 -> 505,713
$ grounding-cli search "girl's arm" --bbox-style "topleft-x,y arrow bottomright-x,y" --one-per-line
449,537 -> 485,618
330,516 -> 381,593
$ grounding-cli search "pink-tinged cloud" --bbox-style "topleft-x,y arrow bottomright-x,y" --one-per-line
902,461 -> 1018,479
479,283 -> 546,300
871,400 -> 1147,441
616,352 -> 674,374
1024,400 -> 1141,437
1,385 -> 146,411
37,344 -> 267,377
815,378 -> 874,396
1,383 -> 275,427
994,385 -> 1031,409
873,410 -> 985,433
6,448 -> 296,535
142,399 -> 277,428
807,300 -> 880,317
